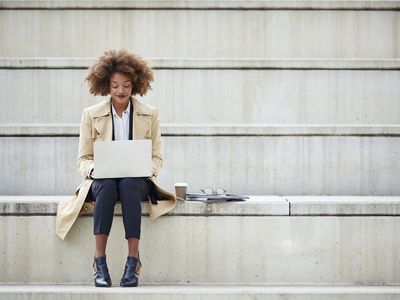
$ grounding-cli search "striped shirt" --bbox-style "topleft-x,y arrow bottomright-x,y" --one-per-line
111,101 -> 133,140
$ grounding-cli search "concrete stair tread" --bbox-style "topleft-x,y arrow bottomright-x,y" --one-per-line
286,196 -> 400,215
1,284 -> 400,300
1,284 -> 400,294
1,195 -> 400,216
1,0 -> 399,9
0,195 -> 289,216
1,58 -> 399,69
2,124 -> 400,137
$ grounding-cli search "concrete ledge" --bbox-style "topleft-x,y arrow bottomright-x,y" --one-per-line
0,195 -> 289,216
1,285 -> 400,300
2,196 -> 400,216
1,0 -> 399,10
1,58 -> 400,70
286,196 -> 400,216
1,124 -> 400,137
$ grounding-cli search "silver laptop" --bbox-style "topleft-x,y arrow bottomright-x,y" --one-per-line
92,140 -> 152,179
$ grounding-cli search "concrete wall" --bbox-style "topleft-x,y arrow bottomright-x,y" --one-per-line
0,2 -> 399,194
1,135 -> 399,195
2,212 -> 400,285
1,68 -> 400,125
1,9 -> 399,58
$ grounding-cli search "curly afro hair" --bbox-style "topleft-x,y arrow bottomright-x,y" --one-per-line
85,49 -> 154,97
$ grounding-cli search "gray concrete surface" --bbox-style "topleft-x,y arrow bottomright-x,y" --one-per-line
0,195 -> 290,216
2,0 -> 400,9
286,196 -> 400,215
1,124 -> 400,136
1,0 -> 399,296
1,285 -> 400,300
1,69 -> 399,125
1,214 -> 400,284
2,58 -> 400,69
3,195 -> 400,216
0,136 -> 399,195
1,10 -> 398,58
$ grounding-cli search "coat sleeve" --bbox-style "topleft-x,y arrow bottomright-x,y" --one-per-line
77,108 -> 94,179
150,107 -> 163,177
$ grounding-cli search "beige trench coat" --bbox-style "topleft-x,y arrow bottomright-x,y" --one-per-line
55,97 -> 178,240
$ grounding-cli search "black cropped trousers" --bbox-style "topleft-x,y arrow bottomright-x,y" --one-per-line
85,177 -> 149,240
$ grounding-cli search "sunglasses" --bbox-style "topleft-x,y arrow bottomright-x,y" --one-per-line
200,186 -> 226,195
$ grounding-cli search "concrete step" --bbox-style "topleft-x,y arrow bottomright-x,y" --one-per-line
3,58 -> 400,69
0,134 -> 399,195
3,195 -> 400,217
2,0 -> 400,9
2,124 -> 400,136
1,196 -> 400,285
0,9 -> 398,58
1,62 -> 399,124
1,284 -> 400,300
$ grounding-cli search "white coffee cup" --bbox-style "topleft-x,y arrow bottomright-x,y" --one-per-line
174,182 -> 188,200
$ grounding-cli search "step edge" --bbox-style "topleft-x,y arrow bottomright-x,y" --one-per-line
1,58 -> 399,70
1,124 -> 400,137
1,0 -> 400,10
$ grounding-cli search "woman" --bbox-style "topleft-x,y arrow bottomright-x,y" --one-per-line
55,49 -> 178,287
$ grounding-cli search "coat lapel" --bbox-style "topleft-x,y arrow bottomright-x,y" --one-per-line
92,100 -> 112,141
91,97 -> 152,141
93,116 -> 112,141
133,97 -> 151,139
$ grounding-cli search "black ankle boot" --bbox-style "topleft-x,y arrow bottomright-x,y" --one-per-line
93,256 -> 112,287
120,254 -> 141,287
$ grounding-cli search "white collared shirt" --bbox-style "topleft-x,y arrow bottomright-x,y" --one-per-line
111,100 -> 133,140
